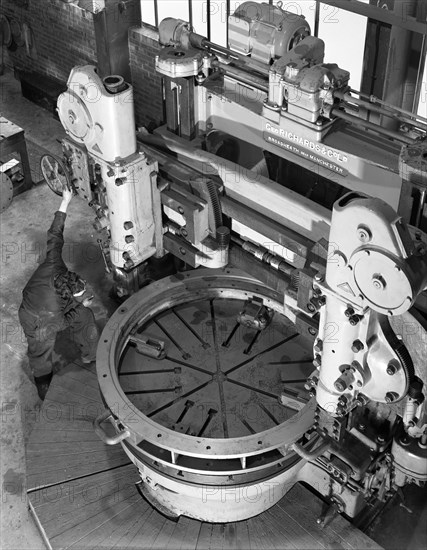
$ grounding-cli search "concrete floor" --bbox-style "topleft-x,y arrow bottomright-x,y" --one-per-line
0,70 -> 115,549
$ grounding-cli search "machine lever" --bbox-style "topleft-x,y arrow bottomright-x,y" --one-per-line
97,238 -> 111,274
291,439 -> 332,462
93,409 -> 130,445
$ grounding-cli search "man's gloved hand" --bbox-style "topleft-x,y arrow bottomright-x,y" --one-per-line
82,296 -> 94,307
59,187 -> 73,213
62,187 -> 73,203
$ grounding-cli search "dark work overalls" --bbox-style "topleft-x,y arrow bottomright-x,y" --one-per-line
18,211 -> 99,378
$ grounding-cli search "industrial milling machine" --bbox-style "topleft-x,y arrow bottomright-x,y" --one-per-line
40,0 -> 427,529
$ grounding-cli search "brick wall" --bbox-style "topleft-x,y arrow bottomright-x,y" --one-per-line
129,25 -> 164,129
1,0 -> 97,83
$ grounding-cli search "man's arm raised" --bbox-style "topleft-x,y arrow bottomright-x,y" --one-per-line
46,188 -> 74,264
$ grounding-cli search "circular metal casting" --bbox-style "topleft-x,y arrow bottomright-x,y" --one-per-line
40,154 -> 71,195
352,248 -> 413,315
57,90 -> 93,142
97,269 -> 316,491
156,46 -> 203,77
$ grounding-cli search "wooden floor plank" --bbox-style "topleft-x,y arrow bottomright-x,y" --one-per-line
178,518 -> 202,550
30,465 -> 137,514
125,508 -> 167,549
209,524 -> 226,550
38,472 -> 141,545
28,419 -> 101,435
26,363 -> 130,491
27,440 -> 123,457
164,517 -> 191,550
223,523 -> 238,550
150,516 -> 178,549
28,446 -> 125,468
196,523 -> 213,550
51,367 -> 101,393
62,498 -> 141,549
31,474 -> 139,543
246,517 -> 263,550
266,504 -> 323,549
50,493 -> 142,549
108,507 -> 158,550
278,485 -> 382,550
247,514 -> 281,550
234,521 -> 250,550
27,454 -> 130,491
61,362 -> 100,388
65,495 -> 151,550
44,384 -> 103,408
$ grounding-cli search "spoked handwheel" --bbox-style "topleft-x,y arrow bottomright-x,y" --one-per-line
40,154 -> 71,195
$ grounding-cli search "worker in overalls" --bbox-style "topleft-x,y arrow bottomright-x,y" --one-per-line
18,187 -> 99,400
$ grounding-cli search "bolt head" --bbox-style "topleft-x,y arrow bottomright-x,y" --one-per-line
372,274 -> 386,291
344,307 -> 355,318
386,363 -> 397,375
334,378 -> 347,392
385,391 -> 399,403
357,225 -> 372,242
400,435 -> 411,446
351,340 -> 364,353
314,339 -> 323,353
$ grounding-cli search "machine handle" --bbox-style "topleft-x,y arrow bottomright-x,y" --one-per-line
93,409 -> 130,445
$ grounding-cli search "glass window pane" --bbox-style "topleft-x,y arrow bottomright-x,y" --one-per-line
417,54 -> 427,118
140,0 -> 156,26
281,1 -> 316,32
157,0 -> 189,25
209,0 -> 231,45
318,0 -> 369,90
192,0 -> 208,36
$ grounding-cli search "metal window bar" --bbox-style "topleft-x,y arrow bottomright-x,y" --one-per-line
226,0 -> 230,47
188,0 -> 193,28
206,0 -> 211,41
314,0 -> 320,37
154,0 -> 158,28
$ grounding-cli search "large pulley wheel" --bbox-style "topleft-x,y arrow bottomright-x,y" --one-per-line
40,154 -> 71,195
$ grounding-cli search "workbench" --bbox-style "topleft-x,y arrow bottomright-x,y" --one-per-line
0,116 -> 32,195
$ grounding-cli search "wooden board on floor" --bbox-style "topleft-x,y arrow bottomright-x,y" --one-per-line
26,362 -> 130,491
26,363 -> 383,550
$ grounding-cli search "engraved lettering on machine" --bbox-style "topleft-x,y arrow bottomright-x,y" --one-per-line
264,122 -> 349,176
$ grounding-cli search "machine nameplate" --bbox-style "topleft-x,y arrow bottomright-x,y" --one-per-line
264,123 -> 349,176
